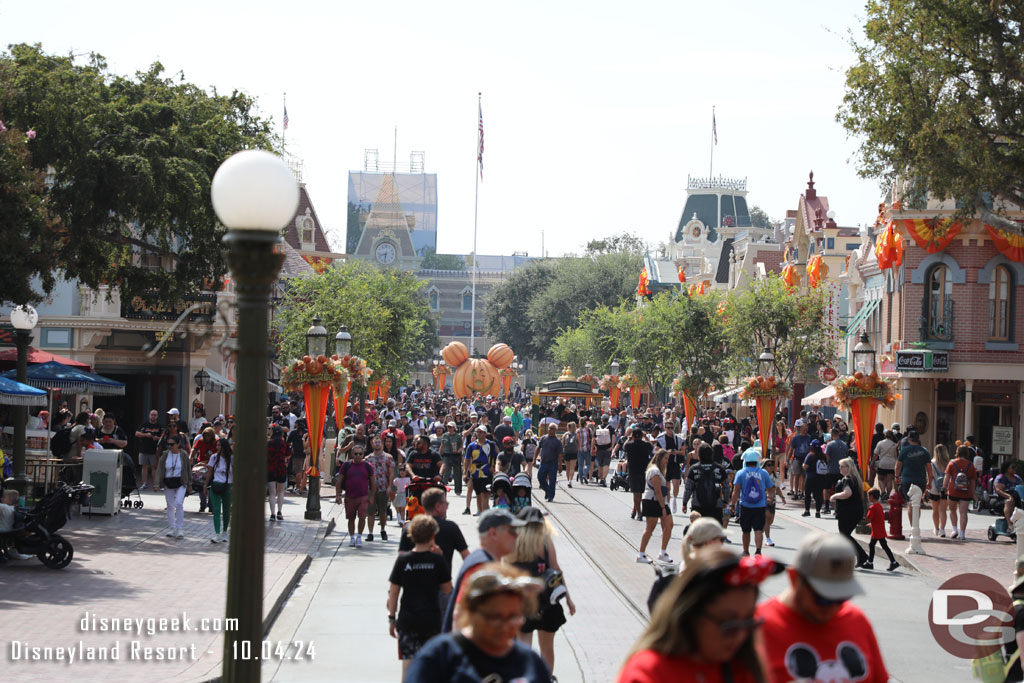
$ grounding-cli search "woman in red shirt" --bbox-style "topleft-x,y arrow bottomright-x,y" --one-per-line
190,427 -> 219,513
618,549 -> 780,683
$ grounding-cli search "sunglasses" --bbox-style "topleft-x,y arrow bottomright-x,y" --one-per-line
703,613 -> 766,636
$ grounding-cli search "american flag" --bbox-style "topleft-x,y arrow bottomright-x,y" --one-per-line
712,109 -> 717,146
283,104 -> 289,131
477,99 -> 484,180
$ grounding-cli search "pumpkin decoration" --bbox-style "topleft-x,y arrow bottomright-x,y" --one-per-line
487,343 -> 514,370
442,341 -> 469,367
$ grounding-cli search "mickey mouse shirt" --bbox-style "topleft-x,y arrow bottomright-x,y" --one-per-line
756,597 -> 889,683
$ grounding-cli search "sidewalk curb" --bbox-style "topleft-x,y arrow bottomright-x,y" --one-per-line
776,505 -> 925,573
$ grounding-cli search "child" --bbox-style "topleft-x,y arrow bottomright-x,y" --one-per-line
762,458 -> 777,547
392,472 -> 411,524
866,489 -> 899,571
511,472 -> 532,514
490,472 -> 513,511
0,489 -> 33,561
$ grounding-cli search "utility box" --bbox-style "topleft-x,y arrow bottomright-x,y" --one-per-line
83,449 -> 123,515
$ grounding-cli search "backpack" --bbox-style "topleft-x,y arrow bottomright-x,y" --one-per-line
741,470 -> 764,504
693,465 -> 722,509
951,460 -> 971,495
815,458 -> 829,476
564,433 -> 578,455
50,426 -> 71,458
930,461 -> 944,491
595,427 -> 612,446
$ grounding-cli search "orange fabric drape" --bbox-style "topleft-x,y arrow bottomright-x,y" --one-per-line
901,218 -> 962,253
682,391 -> 697,437
629,387 -> 642,409
985,224 -> 1024,263
782,264 -> 798,290
638,267 -> 652,296
367,382 -> 380,401
609,386 -> 620,408
806,254 -> 823,288
755,396 -> 777,459
677,266 -> 686,283
874,223 -> 905,270
303,382 -> 331,477
850,397 -> 879,481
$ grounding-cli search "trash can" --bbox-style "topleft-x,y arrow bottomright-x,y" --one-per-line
82,449 -> 123,515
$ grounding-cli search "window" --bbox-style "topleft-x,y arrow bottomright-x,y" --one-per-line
846,243 -> 859,251
140,252 -> 162,271
461,289 -> 473,312
297,214 -> 315,249
990,265 -> 1012,340
826,237 -> 835,250
924,265 -> 953,340
428,288 -> 439,312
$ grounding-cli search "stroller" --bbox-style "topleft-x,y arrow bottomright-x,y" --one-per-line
120,452 -> 144,510
405,476 -> 446,520
1,481 -> 94,569
511,472 -> 532,514
609,460 -> 631,492
974,467 -> 1003,515
491,472 -> 513,510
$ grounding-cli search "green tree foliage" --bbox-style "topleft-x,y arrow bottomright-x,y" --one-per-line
723,275 -> 837,381
584,232 -> 648,256
419,248 -> 465,271
484,259 -> 559,358
838,1 -> 1024,232
276,261 -> 438,384
749,205 -> 774,229
0,44 -> 275,306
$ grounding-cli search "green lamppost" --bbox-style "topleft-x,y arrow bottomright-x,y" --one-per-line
211,149 -> 298,682
9,304 -> 38,496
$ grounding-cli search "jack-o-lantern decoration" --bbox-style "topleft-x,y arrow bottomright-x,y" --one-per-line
444,342 -> 515,398
486,343 -> 514,370
442,341 -> 469,367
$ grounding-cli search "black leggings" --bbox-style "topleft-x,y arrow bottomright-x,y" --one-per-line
868,537 -> 896,564
805,476 -> 825,513
838,516 -> 869,565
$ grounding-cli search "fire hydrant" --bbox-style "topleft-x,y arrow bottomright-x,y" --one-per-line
887,489 -> 905,540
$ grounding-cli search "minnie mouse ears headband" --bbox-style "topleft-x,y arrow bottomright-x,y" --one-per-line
696,554 -> 786,589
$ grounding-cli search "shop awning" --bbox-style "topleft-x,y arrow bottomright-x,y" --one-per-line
199,369 -> 236,394
267,381 -> 283,394
844,299 -> 881,339
802,385 -> 836,407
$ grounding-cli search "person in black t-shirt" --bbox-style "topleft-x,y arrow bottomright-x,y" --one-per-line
388,515 -> 453,677
135,410 -> 163,490
406,435 -> 443,480
398,488 -> 470,570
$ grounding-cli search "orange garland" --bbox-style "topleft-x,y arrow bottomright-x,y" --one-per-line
806,254 -> 824,288
985,224 -> 1024,263
874,222 -> 905,270
900,218 -> 962,253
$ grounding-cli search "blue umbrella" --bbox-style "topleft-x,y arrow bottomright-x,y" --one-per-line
1,361 -> 125,396
0,376 -> 48,406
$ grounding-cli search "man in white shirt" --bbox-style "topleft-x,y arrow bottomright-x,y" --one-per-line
408,408 -> 426,437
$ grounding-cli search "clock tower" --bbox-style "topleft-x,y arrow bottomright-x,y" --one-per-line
352,173 -> 418,267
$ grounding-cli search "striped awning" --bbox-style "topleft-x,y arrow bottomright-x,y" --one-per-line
844,299 -> 881,339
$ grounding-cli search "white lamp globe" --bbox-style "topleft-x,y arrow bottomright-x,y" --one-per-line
11,304 -> 38,330
211,150 -> 299,232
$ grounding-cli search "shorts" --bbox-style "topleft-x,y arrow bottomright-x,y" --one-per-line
948,494 -> 973,502
344,494 -> 369,519
522,603 -> 566,633
267,474 -> 287,484
472,477 -> 491,495
739,506 -> 767,533
899,480 -> 925,498
369,490 -> 390,517
693,506 -> 723,525
629,475 -> 646,494
641,498 -> 669,518
139,453 -> 157,467
765,503 -> 776,515
393,494 -> 407,508
396,626 -> 438,660
595,448 -> 612,468
876,467 -> 895,477
928,492 -> 947,501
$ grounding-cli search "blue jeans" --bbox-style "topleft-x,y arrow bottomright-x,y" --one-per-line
577,452 -> 590,480
538,462 -> 557,501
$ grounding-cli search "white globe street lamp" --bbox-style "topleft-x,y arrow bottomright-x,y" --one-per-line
9,304 -> 38,494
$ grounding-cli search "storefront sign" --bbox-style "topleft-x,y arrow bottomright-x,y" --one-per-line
992,426 -> 1014,455
122,292 -> 216,321
819,366 -> 837,382
895,350 -> 949,372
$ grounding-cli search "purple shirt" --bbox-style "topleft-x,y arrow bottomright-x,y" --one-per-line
341,460 -> 373,497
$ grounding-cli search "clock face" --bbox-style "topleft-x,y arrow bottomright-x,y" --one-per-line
375,242 -> 396,264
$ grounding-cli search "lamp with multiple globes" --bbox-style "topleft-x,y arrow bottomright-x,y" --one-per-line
9,304 -> 38,495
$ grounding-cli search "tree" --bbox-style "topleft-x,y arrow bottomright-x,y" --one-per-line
722,275 -> 837,382
749,205 -> 774,229
838,1 -> 1024,233
276,261 -> 437,385
419,248 -> 465,271
0,44 -> 275,306
484,259 -> 559,359
584,232 -> 648,256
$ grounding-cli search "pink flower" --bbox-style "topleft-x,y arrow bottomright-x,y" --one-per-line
26,129 -> 36,139
0,120 -> 6,133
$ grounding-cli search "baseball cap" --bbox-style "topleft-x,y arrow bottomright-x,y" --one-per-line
810,439 -> 822,448
502,436 -> 515,446
503,415 -> 511,422
167,408 -> 180,416
477,508 -> 527,533
464,569 -> 542,602
388,419 -> 398,427
794,532 -> 864,601
741,448 -> 761,465
794,418 -> 805,426
446,421 -> 457,428
517,506 -> 545,525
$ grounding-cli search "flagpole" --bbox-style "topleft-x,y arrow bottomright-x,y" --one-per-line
709,105 -> 714,180
470,92 -> 481,356
282,92 -> 287,154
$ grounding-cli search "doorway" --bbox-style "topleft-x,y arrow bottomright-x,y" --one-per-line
975,404 -> 1010,461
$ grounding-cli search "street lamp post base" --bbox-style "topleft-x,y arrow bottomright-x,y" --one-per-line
305,475 -> 322,520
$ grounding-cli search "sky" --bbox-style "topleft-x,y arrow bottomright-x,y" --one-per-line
0,0 -> 885,258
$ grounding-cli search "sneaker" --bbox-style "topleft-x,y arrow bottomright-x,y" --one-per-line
859,562 -> 874,570
636,553 -> 651,563
166,529 -> 176,537
599,480 -> 607,487
276,511 -> 283,520
367,533 -> 374,542
141,484 -> 149,490
387,508 -> 393,520
657,551 -> 673,563
765,537 -> 775,547
887,561 -> 899,572
381,529 -> 388,541
463,507 -> 471,515
754,549 -> 762,556
801,511 -> 811,517
671,499 -> 677,514
933,528 -> 941,537
269,514 -> 275,522
355,534 -> 363,547
630,510 -> 636,520
568,482 -> 572,488
815,512 -> 821,519
741,550 -> 750,557
349,536 -> 357,547
175,528 -> 184,538
722,537 -> 733,544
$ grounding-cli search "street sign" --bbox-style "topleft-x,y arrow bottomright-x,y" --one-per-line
895,349 -> 949,372
992,426 -> 1014,455
819,366 -> 837,382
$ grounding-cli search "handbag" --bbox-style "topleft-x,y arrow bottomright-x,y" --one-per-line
164,476 -> 183,489
211,481 -> 228,495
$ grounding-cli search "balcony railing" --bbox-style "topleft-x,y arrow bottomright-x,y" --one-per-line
920,299 -> 954,342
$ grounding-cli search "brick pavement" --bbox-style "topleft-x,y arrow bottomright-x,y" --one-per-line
0,485 -> 335,683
